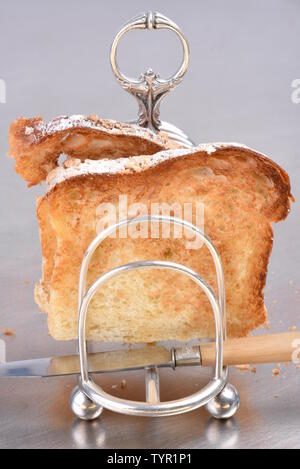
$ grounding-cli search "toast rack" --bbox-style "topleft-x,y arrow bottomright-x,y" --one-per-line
69,11 -> 240,421
70,215 -> 240,420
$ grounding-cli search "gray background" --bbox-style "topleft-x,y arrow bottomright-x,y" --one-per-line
0,0 -> 300,449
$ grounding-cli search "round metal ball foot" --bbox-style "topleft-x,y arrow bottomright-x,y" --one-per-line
205,383 -> 240,420
70,386 -> 103,421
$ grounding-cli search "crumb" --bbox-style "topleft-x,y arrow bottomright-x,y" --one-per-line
274,395 -> 278,399
289,280 -> 294,286
277,363 -> 281,369
296,365 -> 300,369
235,364 -> 250,372
251,366 -> 256,373
273,299 -> 278,304
63,158 -> 81,169
89,114 -> 100,122
120,379 -> 127,389
272,368 -> 280,376
288,326 -> 297,331
265,321 -> 270,330
111,384 -> 118,389
24,280 -> 30,285
2,328 -> 15,336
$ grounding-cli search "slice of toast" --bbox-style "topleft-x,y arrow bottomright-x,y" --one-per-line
27,142 -> 292,343
8,115 -> 168,186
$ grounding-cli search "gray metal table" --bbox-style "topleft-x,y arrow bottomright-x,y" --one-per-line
0,0 -> 300,449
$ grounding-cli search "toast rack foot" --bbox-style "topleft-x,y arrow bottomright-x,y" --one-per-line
205,383 -> 240,420
70,385 -> 103,421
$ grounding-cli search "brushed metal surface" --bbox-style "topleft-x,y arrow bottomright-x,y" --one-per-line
1,0 -> 300,449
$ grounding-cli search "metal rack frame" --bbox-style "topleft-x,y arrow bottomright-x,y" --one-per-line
70,216 -> 240,420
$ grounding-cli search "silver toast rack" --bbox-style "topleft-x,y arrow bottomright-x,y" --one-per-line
69,12 -> 240,421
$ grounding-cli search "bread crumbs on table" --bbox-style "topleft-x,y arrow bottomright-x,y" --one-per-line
265,321 -> 270,330
2,328 -> 15,336
272,368 -> 280,376
251,366 -> 256,373
235,364 -> 250,372
120,379 -> 127,389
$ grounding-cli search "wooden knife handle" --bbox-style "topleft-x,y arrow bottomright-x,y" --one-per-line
200,331 -> 300,366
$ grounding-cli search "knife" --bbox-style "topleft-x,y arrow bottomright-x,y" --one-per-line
0,331 -> 299,378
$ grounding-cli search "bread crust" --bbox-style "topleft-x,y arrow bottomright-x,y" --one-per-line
47,143 -> 293,222
8,115 -> 168,186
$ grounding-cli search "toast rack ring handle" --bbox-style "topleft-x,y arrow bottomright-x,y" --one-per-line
110,11 -> 190,129
110,11 -> 189,86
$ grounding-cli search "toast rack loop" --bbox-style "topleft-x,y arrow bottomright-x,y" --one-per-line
110,11 -> 194,147
70,216 -> 240,420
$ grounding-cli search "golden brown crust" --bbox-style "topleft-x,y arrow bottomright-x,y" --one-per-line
8,115 -> 168,186
47,145 -> 293,223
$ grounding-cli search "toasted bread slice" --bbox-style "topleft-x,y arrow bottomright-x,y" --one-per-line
32,143 -> 292,342
8,115 -> 168,186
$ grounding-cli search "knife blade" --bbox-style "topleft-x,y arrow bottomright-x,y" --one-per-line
0,346 -> 201,378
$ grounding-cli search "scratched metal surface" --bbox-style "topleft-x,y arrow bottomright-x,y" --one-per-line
0,0 -> 299,449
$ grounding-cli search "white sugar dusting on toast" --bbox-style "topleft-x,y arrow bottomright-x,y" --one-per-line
46,142 -> 252,191
34,115 -> 162,142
